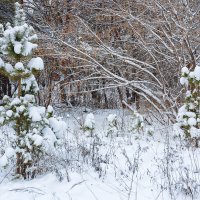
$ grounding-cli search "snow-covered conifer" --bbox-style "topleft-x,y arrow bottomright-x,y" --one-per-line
83,113 -> 95,136
0,3 -> 66,178
106,114 -> 118,137
131,111 -> 144,133
177,64 -> 200,138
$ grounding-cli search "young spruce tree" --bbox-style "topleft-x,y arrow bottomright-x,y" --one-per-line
177,64 -> 200,140
0,2 -> 66,178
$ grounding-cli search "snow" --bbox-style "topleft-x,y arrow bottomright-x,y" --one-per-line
189,71 -> 195,78
180,77 -> 188,85
190,127 -> 200,138
22,75 -> 39,93
188,117 -> 197,126
42,127 -> 57,147
47,105 -> 53,113
106,114 -> 118,136
0,172 -> 132,200
186,90 -> 191,97
178,64 -> 200,133
6,110 -> 13,117
107,113 -> 117,123
48,117 -> 61,132
14,62 -> 24,71
0,106 -> 5,112
0,117 -> 4,124
4,63 -> 13,73
188,102 -> 195,109
22,41 -> 38,56
3,95 -> 9,101
23,94 -> 35,103
0,0 -> 199,198
181,66 -> 189,74
17,105 -> 25,113
28,34 -> 37,41
14,42 -> 22,54
29,106 -> 45,122
28,57 -> 44,71
0,155 -> 8,167
0,58 -> 4,67
31,134 -> 43,146
5,147 -> 15,159
10,97 -> 21,106
0,3 -> 39,58
194,66 -> 200,80
0,108 -> 200,200
185,111 -> 196,118
84,113 -> 95,129
48,117 -> 67,138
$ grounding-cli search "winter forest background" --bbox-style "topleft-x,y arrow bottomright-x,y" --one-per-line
0,0 -> 199,200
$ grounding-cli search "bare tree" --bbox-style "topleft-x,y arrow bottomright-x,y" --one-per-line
23,0 -> 200,121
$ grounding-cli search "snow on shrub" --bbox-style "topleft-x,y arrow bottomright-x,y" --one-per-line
83,113 -> 95,136
0,3 -> 66,178
106,114 -> 118,137
177,64 -> 200,139
131,110 -> 144,133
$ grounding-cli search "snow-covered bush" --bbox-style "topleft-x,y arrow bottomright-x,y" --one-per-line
83,113 -> 95,136
106,114 -> 118,137
130,110 -> 144,133
0,3 -> 66,178
177,65 -> 200,139
145,127 -> 154,137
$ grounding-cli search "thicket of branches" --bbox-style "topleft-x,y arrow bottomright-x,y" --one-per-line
1,0 -> 200,122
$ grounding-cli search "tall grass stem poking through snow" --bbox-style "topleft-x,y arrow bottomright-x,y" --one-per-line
0,3 -> 67,179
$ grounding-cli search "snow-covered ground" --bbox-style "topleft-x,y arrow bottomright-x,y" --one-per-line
0,108 -> 200,200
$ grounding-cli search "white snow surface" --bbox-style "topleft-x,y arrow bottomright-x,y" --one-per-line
0,108 -> 200,200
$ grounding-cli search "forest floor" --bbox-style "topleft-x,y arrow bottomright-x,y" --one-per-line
0,108 -> 200,200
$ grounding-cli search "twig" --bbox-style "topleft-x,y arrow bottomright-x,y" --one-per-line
67,180 -> 86,192
0,165 -> 14,184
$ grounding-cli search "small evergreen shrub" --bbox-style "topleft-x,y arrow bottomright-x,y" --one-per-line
177,65 -> 200,139
0,3 -> 66,178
